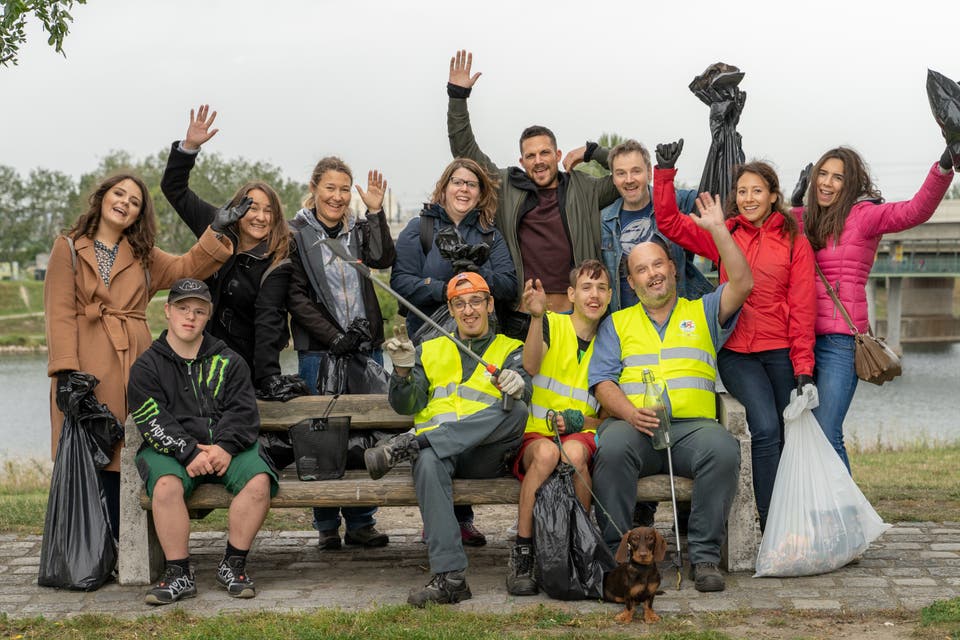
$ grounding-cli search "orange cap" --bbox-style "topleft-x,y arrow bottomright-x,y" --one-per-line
446,272 -> 490,300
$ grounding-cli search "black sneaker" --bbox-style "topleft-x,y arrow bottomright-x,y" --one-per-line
407,570 -> 472,607
364,429 -> 420,480
506,543 -> 538,596
344,524 -> 389,547
318,528 -> 342,550
690,562 -> 725,592
216,555 -> 256,598
144,563 -> 196,605
459,521 -> 487,547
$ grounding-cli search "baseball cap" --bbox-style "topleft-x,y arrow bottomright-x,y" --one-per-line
446,272 -> 490,300
167,278 -> 212,304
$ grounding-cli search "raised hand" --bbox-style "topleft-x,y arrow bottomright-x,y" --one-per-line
355,170 -> 387,213
449,49 -> 481,89
383,324 -> 415,370
563,146 -> 587,172
655,139 -> 684,169
211,196 -> 253,233
693,192 -> 727,231
183,104 -> 219,151
791,163 -> 812,207
521,278 -> 547,318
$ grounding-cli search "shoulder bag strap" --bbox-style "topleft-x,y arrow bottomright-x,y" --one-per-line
814,263 -> 859,334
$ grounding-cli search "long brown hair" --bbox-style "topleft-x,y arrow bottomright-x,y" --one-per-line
724,161 -> 798,240
429,157 -> 499,229
803,147 -> 882,250
229,181 -> 290,265
66,174 -> 157,268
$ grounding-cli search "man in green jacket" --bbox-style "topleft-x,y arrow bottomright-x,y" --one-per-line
446,50 -> 620,338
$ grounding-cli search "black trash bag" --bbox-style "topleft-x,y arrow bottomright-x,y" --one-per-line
926,69 -> 960,169
38,414 -> 117,590
316,352 -> 389,395
689,62 -> 747,205
316,353 -> 347,395
256,374 -> 311,402
259,431 -> 295,471
533,463 -> 616,600
61,372 -> 122,470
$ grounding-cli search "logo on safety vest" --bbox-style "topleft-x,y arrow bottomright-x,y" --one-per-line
679,319 -> 696,335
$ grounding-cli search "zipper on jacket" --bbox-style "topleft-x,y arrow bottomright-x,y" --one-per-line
186,360 -> 214,444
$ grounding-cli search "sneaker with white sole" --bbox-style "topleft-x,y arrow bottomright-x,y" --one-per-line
216,555 -> 256,598
144,563 -> 196,605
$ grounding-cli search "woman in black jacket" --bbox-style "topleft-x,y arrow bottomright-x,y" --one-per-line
161,105 -> 293,396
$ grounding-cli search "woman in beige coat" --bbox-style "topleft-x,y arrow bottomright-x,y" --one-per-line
45,173 -> 237,538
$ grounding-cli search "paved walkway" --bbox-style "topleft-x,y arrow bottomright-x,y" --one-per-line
2,513 -> 958,620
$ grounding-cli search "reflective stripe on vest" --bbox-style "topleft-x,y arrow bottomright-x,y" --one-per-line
612,299 -> 717,420
526,312 -> 600,436
414,334 -> 523,434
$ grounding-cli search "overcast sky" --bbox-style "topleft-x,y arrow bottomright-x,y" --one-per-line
1,0 -> 957,212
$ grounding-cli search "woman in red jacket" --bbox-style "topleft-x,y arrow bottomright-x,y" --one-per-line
653,142 -> 816,531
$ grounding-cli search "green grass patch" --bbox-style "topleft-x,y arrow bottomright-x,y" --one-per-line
0,280 -> 44,316
921,596 -> 960,625
0,607 -> 743,640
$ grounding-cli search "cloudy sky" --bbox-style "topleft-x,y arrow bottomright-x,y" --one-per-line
1,0 -> 956,211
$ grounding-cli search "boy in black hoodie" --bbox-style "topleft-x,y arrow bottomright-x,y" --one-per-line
129,278 -> 277,605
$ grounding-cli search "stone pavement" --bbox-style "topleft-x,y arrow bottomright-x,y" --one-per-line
1,509 -> 958,620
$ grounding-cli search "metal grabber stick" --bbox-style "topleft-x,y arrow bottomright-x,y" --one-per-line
665,439 -> 683,589
319,238 -> 514,410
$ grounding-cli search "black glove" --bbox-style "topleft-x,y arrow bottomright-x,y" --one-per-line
450,258 -> 480,274
211,196 -> 253,233
655,139 -> 684,169
796,374 -> 815,393
791,163 -> 813,207
55,371 -> 76,414
329,331 -> 361,356
939,147 -> 954,172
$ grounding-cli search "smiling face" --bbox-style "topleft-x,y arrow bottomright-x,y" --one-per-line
816,158 -> 845,207
448,287 -> 493,339
98,178 -> 143,236
164,298 -> 211,345
519,135 -> 561,189
568,269 -> 612,325
442,167 -> 482,220
611,150 -> 652,210
626,242 -> 677,310
735,171 -> 778,227
237,188 -> 274,248
312,170 -> 353,226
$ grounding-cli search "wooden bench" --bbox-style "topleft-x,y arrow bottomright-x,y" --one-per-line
117,394 -> 759,585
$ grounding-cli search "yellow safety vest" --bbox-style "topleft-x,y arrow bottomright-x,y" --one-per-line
414,334 -> 524,435
526,312 -> 600,436
611,298 -> 717,420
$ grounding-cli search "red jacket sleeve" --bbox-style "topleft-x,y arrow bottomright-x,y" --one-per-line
786,234 -> 817,376
653,167 -> 720,262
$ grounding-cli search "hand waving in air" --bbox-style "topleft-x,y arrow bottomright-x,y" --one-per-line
183,104 -> 219,151
521,278 -> 547,319
449,49 -> 482,89
693,192 -> 728,232
355,170 -> 387,213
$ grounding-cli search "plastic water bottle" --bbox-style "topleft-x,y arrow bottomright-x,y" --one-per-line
642,369 -> 672,450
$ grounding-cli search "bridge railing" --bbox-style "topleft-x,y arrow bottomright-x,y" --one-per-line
870,254 -> 960,276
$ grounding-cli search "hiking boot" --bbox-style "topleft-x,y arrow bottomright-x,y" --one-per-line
364,429 -> 420,480
344,524 -> 389,547
690,562 -> 725,592
407,570 -> 472,607
144,563 -> 196,605
506,543 -> 538,596
318,528 -> 342,550
459,521 -> 487,547
216,555 -> 256,598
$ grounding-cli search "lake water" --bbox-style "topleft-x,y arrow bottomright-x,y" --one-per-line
3,344 -> 958,460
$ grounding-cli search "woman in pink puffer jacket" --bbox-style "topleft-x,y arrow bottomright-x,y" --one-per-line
796,146 -> 954,471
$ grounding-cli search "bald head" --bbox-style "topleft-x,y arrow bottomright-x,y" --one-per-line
626,241 -> 678,310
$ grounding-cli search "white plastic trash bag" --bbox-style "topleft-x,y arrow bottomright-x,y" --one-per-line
754,385 -> 891,577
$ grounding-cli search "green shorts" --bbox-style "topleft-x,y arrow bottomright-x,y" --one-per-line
136,442 -> 279,499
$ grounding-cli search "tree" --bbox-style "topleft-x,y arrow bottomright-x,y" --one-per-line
946,183 -> 960,200
1,0 -> 87,67
0,165 -> 77,264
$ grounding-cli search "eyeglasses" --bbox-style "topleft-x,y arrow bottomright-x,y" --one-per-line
449,177 -> 480,190
450,295 -> 488,311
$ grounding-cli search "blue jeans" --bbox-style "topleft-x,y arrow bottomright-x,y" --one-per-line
718,348 -> 794,531
812,334 -> 858,474
298,350 -> 380,532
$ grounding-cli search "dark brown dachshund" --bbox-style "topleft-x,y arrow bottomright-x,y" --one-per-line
603,526 -> 667,623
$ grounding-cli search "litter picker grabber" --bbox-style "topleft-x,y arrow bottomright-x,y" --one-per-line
320,238 -> 515,410
665,439 -> 683,590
